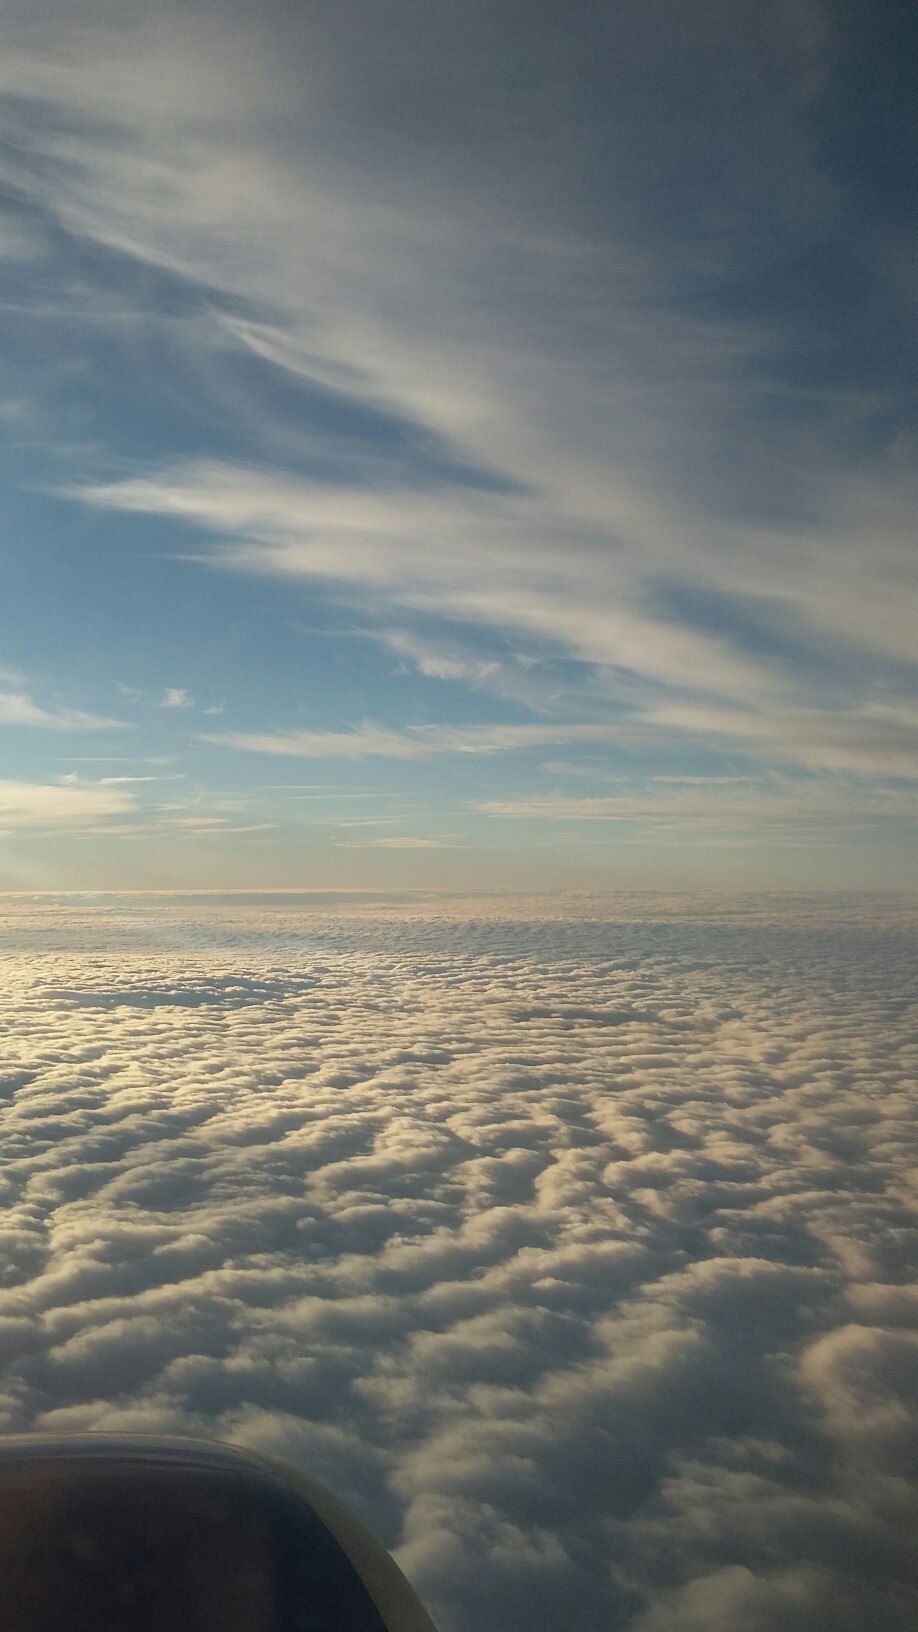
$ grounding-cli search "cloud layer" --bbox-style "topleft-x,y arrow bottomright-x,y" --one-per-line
0,896 -> 914,1630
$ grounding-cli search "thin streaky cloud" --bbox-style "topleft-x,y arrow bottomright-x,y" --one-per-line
202,722 -> 644,760
0,691 -> 126,732
0,780 -> 135,827
0,0 -> 913,890
333,836 -> 452,850
480,779 -> 918,833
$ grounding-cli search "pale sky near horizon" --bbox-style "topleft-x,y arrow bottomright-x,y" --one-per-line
0,0 -> 915,891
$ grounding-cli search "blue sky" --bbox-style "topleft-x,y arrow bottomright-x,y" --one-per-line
0,0 -> 915,890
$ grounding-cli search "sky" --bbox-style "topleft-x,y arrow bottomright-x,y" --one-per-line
0,894 -> 915,1631
0,0 -> 916,891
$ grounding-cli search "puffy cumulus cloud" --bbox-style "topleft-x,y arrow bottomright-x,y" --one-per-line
0,896 -> 915,1631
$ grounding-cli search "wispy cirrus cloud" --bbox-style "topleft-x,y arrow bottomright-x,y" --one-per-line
0,779 -> 134,827
0,690 -> 125,732
201,721 -> 642,760
480,777 -> 918,836
68,463 -> 850,699
202,701 -> 918,782
0,0 -> 914,885
334,836 -> 452,850
643,700 -> 918,780
77,461 -> 918,786
8,7 -> 902,760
